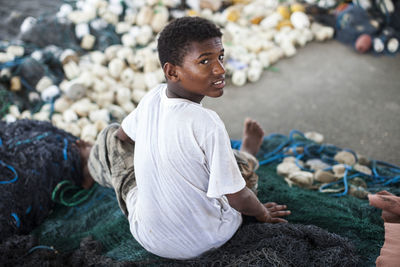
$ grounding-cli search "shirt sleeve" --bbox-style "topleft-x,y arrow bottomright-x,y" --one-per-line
204,125 -> 246,199
121,108 -> 138,141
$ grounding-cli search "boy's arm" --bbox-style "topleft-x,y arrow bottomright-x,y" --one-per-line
116,126 -> 135,144
226,187 -> 290,223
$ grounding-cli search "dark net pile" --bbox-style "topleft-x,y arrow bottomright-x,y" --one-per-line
1,222 -> 359,267
172,222 -> 359,266
17,168 -> 377,266
0,119 -> 82,241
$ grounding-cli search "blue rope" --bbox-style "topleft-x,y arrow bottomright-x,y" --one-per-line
263,134 -> 290,159
232,129 -> 400,197
257,130 -> 312,165
383,175 -> 400,185
0,57 -> 26,70
319,169 -> 364,197
27,245 -> 56,255
295,154 -> 314,172
289,129 -> 306,141
370,160 -> 400,184
19,77 -> 36,91
26,206 -> 32,214
333,169 -> 349,197
7,132 -> 51,149
63,138 -> 68,161
259,154 -> 287,165
0,160 -> 18,184
372,160 -> 400,171
49,97 -> 56,119
11,212 -> 20,228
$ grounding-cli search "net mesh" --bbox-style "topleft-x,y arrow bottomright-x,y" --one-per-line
0,119 -> 83,240
19,15 -> 79,51
0,131 -> 389,265
31,160 -> 383,265
0,85 -> 13,119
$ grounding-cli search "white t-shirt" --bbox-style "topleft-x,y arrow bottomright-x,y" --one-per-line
122,84 -> 245,259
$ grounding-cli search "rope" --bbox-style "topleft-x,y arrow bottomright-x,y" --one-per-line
0,120 -> 84,240
0,57 -> 26,70
11,212 -> 21,228
27,245 -> 56,255
19,77 -> 36,92
26,206 -> 32,214
63,138 -> 68,161
0,160 -> 18,184
52,180 -> 96,207
7,132 -> 51,149
320,167 -> 350,197
232,129 -> 400,197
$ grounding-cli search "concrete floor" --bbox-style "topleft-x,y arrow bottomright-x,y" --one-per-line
204,40 -> 400,165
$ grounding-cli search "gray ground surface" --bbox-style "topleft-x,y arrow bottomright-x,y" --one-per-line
204,40 -> 400,165
1,0 -> 399,164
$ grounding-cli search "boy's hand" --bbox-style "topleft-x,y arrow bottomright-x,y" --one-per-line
227,187 -> 291,223
255,202 -> 290,223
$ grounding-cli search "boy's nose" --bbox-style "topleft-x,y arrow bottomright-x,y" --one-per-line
213,61 -> 225,75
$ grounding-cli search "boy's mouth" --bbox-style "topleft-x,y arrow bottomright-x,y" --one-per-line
212,78 -> 225,89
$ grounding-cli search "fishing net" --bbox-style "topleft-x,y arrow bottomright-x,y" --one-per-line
0,119 -> 83,241
2,217 -> 360,266
246,130 -> 400,197
19,15 -> 79,51
0,163 -> 378,266
0,45 -> 68,119
0,84 -> 13,119
89,23 -> 121,52
17,13 -> 121,53
0,128 -> 392,265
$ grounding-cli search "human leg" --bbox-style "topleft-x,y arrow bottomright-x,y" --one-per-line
234,118 -> 264,195
86,123 -> 136,216
241,118 -> 264,157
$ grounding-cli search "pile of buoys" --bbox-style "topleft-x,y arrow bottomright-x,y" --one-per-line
0,0 -> 335,143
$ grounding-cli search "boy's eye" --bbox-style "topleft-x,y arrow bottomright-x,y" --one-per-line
219,54 -> 224,62
200,59 -> 209,64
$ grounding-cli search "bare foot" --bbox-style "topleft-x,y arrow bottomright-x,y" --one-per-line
76,139 -> 95,189
241,118 -> 264,156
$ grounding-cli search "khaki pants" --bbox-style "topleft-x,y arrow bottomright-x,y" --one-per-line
88,124 -> 259,216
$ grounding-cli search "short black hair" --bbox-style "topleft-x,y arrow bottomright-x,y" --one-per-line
157,16 -> 222,67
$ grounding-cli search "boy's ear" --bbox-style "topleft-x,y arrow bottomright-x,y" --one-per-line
163,62 -> 179,82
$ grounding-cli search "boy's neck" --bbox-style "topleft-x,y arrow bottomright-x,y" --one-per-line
166,83 -> 204,104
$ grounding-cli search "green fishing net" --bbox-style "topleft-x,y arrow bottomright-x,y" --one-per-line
5,131 -> 395,265
256,164 -> 383,265
32,162 -> 383,265
0,86 -> 12,119
34,184 -> 159,263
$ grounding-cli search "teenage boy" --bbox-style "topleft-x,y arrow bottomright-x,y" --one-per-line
80,16 -> 290,259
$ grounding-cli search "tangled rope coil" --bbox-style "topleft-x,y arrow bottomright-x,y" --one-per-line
232,129 -> 400,197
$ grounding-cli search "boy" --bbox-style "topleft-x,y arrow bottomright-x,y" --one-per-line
80,16 -> 290,259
